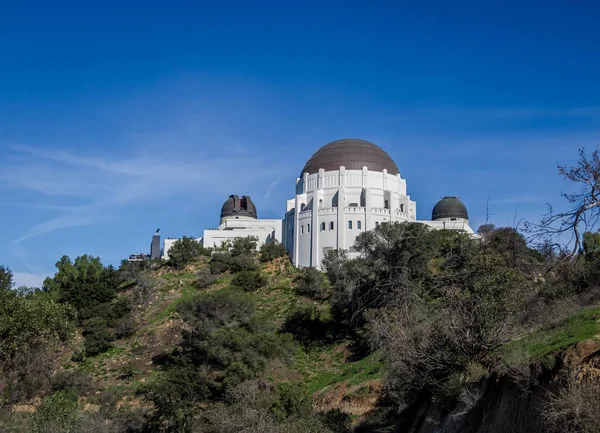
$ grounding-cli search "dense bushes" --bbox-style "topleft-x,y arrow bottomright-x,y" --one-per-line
294,267 -> 329,299
281,306 -> 330,346
210,252 -> 258,273
168,236 -> 209,268
259,241 -> 288,263
43,255 -> 122,318
140,289 -> 303,432
0,282 -> 76,404
231,270 -> 267,292
196,267 -> 218,288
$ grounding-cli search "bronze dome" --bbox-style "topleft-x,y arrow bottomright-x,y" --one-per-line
432,196 -> 468,221
220,195 -> 257,220
300,138 -> 400,177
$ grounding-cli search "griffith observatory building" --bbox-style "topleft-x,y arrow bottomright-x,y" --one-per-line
162,138 -> 473,268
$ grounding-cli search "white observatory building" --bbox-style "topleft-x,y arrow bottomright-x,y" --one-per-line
162,138 -> 473,266
282,138 -> 473,267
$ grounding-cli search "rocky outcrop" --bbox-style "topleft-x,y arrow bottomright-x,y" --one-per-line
395,342 -> 600,433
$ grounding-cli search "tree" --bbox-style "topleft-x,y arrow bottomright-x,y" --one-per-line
259,241 -> 288,263
0,266 -> 12,292
230,236 -> 258,257
0,287 -> 75,403
43,255 -> 121,317
527,146 -> 600,254
168,236 -> 203,268
293,267 -> 329,300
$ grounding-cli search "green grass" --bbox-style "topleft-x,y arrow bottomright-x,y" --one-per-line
302,351 -> 384,394
503,305 -> 600,366
152,282 -> 199,324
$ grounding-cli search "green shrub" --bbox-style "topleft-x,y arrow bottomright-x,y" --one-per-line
281,306 -> 330,346
231,270 -> 267,292
82,317 -> 114,356
51,370 -> 95,395
34,388 -> 79,431
114,314 -> 137,339
319,409 -> 353,433
294,267 -> 329,300
230,236 -> 258,257
196,267 -> 217,288
209,252 -> 258,274
138,366 -> 211,432
270,382 -> 312,421
259,241 -> 288,263
177,290 -> 255,333
168,236 -> 204,268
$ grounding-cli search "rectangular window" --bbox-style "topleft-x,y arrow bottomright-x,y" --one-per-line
307,224 -> 310,233
357,221 -> 362,230
301,225 -> 304,234
348,221 -> 352,229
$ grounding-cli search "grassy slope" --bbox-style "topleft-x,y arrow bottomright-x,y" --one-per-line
64,257 -> 384,420
63,257 -> 600,425
503,306 -> 600,368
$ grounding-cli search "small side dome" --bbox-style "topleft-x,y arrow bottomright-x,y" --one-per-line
432,196 -> 468,221
220,195 -> 257,221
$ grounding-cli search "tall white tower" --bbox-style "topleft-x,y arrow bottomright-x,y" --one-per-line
283,139 -> 416,268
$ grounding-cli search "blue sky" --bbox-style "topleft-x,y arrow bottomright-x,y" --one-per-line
1,0 -> 599,287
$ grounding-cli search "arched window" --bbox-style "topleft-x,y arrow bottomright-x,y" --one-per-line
384,199 -> 389,209
301,203 -> 306,211
357,221 -> 362,230
375,221 -> 379,227
319,199 -> 323,209
301,225 -> 304,235
348,221 -> 353,229
400,204 -> 404,212
329,222 -> 334,231
321,222 -> 326,231
307,224 -> 310,233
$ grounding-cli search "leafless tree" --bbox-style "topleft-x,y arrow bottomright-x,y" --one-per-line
526,147 -> 600,255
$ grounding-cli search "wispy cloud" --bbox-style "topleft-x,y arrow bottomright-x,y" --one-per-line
2,143 -> 291,244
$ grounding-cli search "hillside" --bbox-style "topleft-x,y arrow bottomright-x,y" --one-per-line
1,224 -> 600,433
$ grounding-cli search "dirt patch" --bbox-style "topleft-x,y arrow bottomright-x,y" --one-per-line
313,379 -> 382,416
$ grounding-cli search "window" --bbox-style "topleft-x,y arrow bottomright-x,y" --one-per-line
319,199 -> 323,209
307,224 -> 310,233
321,222 -> 326,231
301,203 -> 306,211
329,222 -> 334,231
357,221 -> 362,230
400,204 -> 404,212
348,221 -> 352,229
384,199 -> 389,209
301,225 -> 304,234
375,221 -> 379,227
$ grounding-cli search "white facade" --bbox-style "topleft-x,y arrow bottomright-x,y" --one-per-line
202,217 -> 282,249
162,217 -> 282,260
284,166 -> 418,268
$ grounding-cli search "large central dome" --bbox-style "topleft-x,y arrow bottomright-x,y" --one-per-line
300,138 -> 400,177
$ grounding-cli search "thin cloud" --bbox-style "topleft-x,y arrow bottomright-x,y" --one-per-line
4,144 -> 290,243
